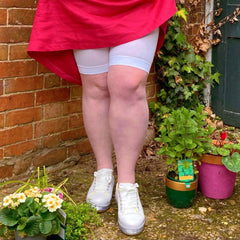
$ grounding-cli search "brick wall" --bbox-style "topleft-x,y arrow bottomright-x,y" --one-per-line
177,0 -> 206,45
0,0 -> 158,180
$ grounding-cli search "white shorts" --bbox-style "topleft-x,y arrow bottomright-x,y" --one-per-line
73,28 -> 159,74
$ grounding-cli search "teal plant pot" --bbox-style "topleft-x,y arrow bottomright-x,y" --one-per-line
165,172 -> 198,208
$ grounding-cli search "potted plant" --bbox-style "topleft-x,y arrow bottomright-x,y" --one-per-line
155,105 -> 214,208
0,167 -> 69,240
0,167 -> 101,240
198,131 -> 240,199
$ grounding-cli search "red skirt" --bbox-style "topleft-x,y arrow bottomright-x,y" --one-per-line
28,0 -> 177,85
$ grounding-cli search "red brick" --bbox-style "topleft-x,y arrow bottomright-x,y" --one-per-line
0,9 -> 7,25
0,0 -> 37,8
13,158 -> 32,175
71,86 -> 82,99
0,93 -> 34,111
9,44 -> 29,60
0,80 -> 3,95
34,118 -> 68,137
0,124 -> 33,147
0,165 -> 13,178
5,76 -> 43,93
36,88 -> 70,105
8,9 -> 36,25
0,148 -> 3,159
43,134 -> 61,148
0,26 -> 32,43
6,107 -> 43,127
63,100 -> 82,115
70,139 -> 92,155
45,103 -> 62,119
0,113 -> 4,128
33,148 -> 67,167
0,45 -> 8,60
61,127 -> 87,141
146,73 -> 156,85
69,114 -> 84,128
0,61 -> 37,78
4,139 -> 41,157
146,85 -> 156,99
44,74 -> 61,88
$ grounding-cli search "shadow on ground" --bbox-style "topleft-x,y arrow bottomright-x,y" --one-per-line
55,149 -> 240,240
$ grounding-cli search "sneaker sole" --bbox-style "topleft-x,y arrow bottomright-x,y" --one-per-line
119,222 -> 144,235
87,200 -> 110,213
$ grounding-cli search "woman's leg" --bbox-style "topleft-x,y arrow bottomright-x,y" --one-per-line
107,65 -> 149,183
81,73 -> 113,170
74,48 -> 113,170
108,28 -> 159,183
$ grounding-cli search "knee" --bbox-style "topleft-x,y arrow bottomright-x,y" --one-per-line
108,66 -> 148,101
82,73 -> 109,100
110,76 -> 147,102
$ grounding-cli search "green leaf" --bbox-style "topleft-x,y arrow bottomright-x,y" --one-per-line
29,200 -> 39,214
175,8 -> 188,22
182,65 -> 193,73
24,216 -> 41,237
17,217 -> 27,231
50,218 -> 60,235
39,220 -> 52,235
222,152 -> 240,173
175,144 -> 185,152
0,208 -> 18,227
40,209 -> 57,221
217,148 -> 230,156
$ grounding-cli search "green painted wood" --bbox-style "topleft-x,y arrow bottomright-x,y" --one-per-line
212,0 -> 240,127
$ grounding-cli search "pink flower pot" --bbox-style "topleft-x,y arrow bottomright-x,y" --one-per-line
198,154 -> 237,199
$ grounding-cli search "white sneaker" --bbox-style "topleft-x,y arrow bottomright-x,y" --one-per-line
115,183 -> 145,235
86,168 -> 114,212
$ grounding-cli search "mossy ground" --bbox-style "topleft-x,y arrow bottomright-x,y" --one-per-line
55,146 -> 240,240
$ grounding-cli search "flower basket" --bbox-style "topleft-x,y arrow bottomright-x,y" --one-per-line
0,167 -> 69,240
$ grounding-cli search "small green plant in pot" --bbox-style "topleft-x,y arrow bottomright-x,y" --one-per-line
155,105 -> 214,208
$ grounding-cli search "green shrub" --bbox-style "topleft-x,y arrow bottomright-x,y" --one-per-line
62,202 -> 101,240
150,7 -> 220,125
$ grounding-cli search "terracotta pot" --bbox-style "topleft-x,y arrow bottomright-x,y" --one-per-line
165,172 -> 198,208
198,154 -> 237,199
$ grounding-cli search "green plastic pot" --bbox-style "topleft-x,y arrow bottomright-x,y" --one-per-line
165,172 -> 198,208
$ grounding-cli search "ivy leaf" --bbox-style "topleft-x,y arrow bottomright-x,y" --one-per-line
175,8 -> 188,22
182,65 -> 193,73
210,72 -> 221,84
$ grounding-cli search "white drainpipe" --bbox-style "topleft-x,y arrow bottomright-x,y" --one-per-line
204,0 -> 214,106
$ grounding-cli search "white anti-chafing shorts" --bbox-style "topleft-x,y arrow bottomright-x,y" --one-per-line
73,28 -> 159,74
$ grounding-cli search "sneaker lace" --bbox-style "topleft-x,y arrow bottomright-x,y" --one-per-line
119,184 -> 139,214
93,171 -> 112,192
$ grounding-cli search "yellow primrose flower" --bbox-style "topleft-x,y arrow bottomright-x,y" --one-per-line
16,193 -> 26,203
48,204 -> 58,212
3,196 -> 12,207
